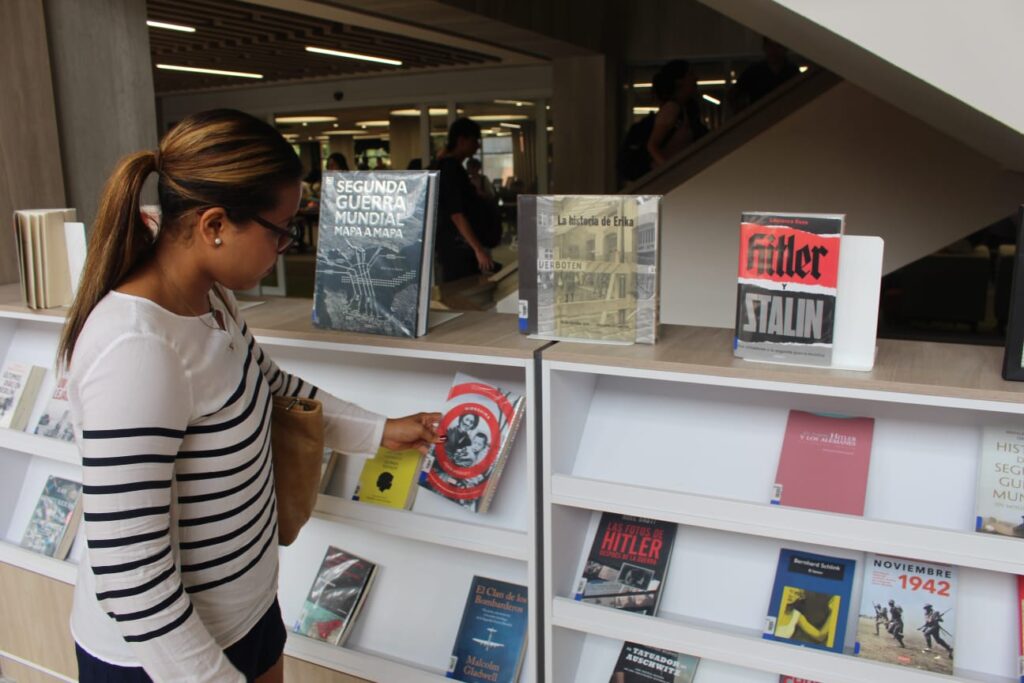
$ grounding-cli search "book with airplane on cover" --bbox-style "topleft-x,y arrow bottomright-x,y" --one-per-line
446,576 -> 528,682
313,171 -> 439,338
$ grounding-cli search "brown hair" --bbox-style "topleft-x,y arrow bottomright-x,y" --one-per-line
57,109 -> 302,369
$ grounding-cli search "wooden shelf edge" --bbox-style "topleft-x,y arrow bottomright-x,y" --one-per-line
314,496 -> 530,562
550,475 -> 1024,575
551,598 -> 999,683
0,543 -> 77,584
0,429 -> 79,466
285,633 -> 449,683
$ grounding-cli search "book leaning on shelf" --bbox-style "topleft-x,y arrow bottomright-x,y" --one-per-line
608,642 -> 699,683
574,513 -> 676,615
446,576 -> 528,683
353,446 -> 421,509
0,363 -> 46,431
976,425 -> 1024,538
518,194 -> 661,344
419,372 -> 525,514
33,376 -> 74,442
292,546 -> 376,646
735,212 -> 844,366
12,209 -> 85,309
20,475 -> 83,560
855,553 -> 956,674
312,170 -> 439,338
1018,575 -> 1024,683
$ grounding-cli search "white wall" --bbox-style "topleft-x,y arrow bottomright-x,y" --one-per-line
661,81 -> 1024,329
700,0 -> 1024,171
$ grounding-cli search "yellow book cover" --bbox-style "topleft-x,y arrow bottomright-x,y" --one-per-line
353,447 -> 421,509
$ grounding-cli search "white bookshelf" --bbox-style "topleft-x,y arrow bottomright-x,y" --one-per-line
0,286 -> 545,683
541,325 -> 1024,683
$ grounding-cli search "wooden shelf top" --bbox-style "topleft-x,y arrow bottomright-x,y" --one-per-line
0,283 -> 546,361
544,324 -> 1024,406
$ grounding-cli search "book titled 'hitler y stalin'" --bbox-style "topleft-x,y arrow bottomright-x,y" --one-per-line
735,212 -> 844,366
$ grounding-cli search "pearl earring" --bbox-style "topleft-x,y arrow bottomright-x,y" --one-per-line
214,238 -> 223,246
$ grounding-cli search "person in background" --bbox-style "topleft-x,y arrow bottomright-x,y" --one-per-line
431,117 -> 495,281
325,152 -> 349,171
60,109 -> 441,683
466,157 -> 495,201
646,59 -> 708,169
732,37 -> 800,111
406,158 -> 423,170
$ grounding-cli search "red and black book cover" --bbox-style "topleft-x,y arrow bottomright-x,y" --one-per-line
573,513 -> 676,615
735,212 -> 844,366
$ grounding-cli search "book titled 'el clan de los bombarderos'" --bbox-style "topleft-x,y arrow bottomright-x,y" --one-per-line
574,513 -> 676,615
772,410 -> 875,516
735,212 -> 844,366
976,425 -> 1024,538
518,194 -> 660,344
418,372 -> 525,514
764,548 -> 855,654
313,170 -> 439,338
447,576 -> 528,683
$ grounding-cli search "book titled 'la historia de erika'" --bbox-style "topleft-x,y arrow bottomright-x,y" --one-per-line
735,212 -> 844,366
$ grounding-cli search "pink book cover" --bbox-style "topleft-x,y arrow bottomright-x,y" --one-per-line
771,410 -> 875,515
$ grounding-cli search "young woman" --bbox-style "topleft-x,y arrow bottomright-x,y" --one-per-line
60,109 -> 441,682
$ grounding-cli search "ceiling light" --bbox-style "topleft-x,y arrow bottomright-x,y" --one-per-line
702,94 -> 721,105
275,115 -> 338,124
354,134 -> 385,140
500,122 -> 521,130
324,129 -> 366,136
355,120 -> 390,127
494,132 -> 511,137
333,123 -> 338,128
306,46 -> 402,67
698,79 -> 727,86
632,106 -> 658,114
156,64 -> 262,79
632,82 -> 652,89
546,126 -> 554,132
494,99 -> 534,107
799,65 -> 809,73
147,20 -> 196,33
469,114 -> 530,122
315,136 -> 330,141
390,108 -> 455,117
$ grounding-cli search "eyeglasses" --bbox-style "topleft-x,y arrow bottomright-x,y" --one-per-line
248,213 -> 303,253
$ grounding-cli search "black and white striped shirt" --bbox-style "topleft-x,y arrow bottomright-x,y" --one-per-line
68,290 -> 384,681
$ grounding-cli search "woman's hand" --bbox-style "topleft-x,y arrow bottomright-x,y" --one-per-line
381,412 -> 443,454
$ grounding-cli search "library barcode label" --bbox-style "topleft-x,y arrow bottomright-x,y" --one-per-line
764,616 -> 776,634
448,656 -> 457,673
770,483 -> 783,504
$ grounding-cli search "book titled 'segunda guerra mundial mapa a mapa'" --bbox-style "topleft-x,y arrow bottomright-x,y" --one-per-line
313,170 -> 438,338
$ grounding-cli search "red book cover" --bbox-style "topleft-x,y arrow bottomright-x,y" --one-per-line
772,410 -> 875,516
1018,575 -> 1024,683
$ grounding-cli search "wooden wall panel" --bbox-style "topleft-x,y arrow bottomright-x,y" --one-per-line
0,0 -> 66,287
283,655 -> 372,683
0,563 -> 76,679
0,655 -> 68,683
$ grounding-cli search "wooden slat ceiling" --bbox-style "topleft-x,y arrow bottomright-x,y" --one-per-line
147,0 -> 498,94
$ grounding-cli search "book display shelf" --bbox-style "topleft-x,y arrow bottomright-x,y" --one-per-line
0,285 -> 545,683
541,325 -> 1024,683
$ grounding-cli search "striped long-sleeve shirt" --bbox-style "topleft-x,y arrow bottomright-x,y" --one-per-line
68,289 -> 385,681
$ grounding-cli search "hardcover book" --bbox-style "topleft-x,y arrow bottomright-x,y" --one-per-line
517,194 -> 660,344
447,576 -> 528,683
33,377 -> 74,442
735,212 -> 844,366
976,425 -> 1024,537
574,513 -> 676,615
313,171 -> 439,338
608,642 -> 699,683
353,446 -> 421,509
763,548 -> 855,653
0,363 -> 46,431
855,553 -> 956,674
292,546 -> 376,647
13,208 -> 78,309
771,410 -> 875,516
20,475 -> 82,559
418,373 -> 525,514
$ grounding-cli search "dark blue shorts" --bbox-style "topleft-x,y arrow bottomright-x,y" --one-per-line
75,598 -> 286,682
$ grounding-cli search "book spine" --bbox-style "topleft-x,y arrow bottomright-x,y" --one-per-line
517,195 -> 538,334
417,172 -> 440,337
478,401 -> 527,514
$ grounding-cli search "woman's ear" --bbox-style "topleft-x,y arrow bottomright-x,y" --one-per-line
196,207 -> 229,248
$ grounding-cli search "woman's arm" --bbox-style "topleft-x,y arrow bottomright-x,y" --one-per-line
646,102 -> 680,167
74,334 -> 244,682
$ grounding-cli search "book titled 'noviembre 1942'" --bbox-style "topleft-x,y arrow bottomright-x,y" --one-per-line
313,170 -> 439,338
735,212 -> 844,366
447,576 -> 528,683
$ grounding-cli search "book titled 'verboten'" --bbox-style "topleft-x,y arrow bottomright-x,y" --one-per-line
353,446 -> 421,510
735,212 -> 844,365
292,546 -> 376,647
574,513 -> 676,615
771,410 -> 875,516
976,425 -> 1024,538
419,372 -> 525,514
20,475 -> 82,559
764,548 -> 855,654
855,553 -> 956,674
447,576 -> 528,683
313,170 -> 439,337
518,194 -> 660,344
608,642 -> 699,683
0,362 -> 46,431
